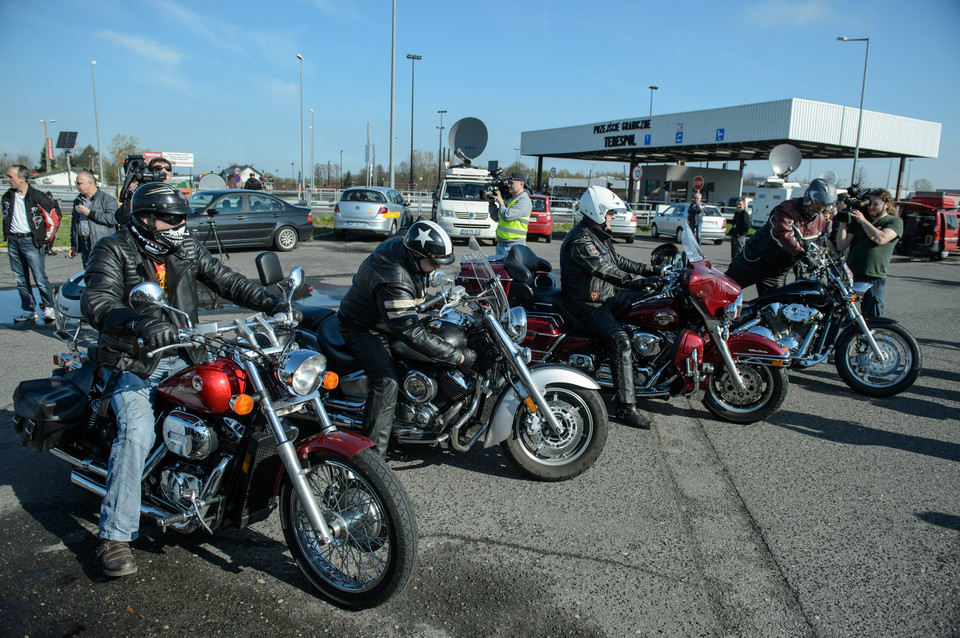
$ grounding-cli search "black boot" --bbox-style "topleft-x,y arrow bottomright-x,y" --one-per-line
615,401 -> 652,429
98,540 -> 137,577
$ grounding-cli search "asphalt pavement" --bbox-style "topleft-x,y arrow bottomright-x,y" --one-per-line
0,232 -> 957,637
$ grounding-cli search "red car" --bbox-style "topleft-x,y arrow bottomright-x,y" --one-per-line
527,194 -> 554,242
895,195 -> 959,260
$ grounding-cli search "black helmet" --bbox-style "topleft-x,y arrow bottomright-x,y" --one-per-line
130,183 -> 192,250
802,178 -> 837,220
403,220 -> 455,265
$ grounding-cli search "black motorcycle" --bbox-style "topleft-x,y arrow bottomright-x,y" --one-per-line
732,234 -> 921,397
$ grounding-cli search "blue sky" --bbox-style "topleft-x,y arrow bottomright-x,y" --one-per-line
2,0 -> 958,191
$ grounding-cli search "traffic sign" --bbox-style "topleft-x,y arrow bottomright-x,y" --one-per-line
234,167 -> 241,175
549,167 -> 557,178
693,175 -> 704,191
632,165 -> 643,182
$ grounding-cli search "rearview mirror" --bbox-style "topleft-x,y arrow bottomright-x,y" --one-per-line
129,282 -> 166,312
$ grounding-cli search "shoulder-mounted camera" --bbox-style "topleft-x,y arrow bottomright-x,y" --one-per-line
118,155 -> 168,204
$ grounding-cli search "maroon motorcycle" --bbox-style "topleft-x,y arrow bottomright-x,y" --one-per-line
457,227 -> 791,424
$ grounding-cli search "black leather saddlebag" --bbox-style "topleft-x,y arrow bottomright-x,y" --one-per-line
13,364 -> 97,451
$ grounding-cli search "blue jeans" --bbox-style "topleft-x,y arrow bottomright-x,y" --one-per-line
854,274 -> 885,318
99,356 -> 189,542
8,235 -> 54,312
77,237 -> 92,267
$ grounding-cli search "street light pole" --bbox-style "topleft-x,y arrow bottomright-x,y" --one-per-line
308,107 -> 315,204
436,110 -> 446,186
296,54 -> 304,199
91,62 -> 104,183
339,149 -> 343,190
39,118 -> 56,174
406,54 -> 421,191
837,36 -> 869,186
648,85 -> 658,117
388,0 -> 397,188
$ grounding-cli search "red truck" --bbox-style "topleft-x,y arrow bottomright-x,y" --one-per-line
895,194 -> 959,260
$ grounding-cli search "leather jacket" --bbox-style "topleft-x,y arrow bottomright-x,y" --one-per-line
740,198 -> 828,268
81,227 -> 281,377
338,236 -> 460,365
560,220 -> 646,307
2,186 -> 58,249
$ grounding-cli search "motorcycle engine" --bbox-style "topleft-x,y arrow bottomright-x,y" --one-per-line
630,330 -> 662,359
396,366 -> 472,432
159,465 -> 203,506
753,303 -> 822,352
162,410 -> 218,460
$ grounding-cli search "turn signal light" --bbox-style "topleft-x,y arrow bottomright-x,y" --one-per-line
322,371 -> 339,390
230,394 -> 255,415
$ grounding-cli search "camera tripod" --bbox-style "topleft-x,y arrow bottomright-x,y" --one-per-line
205,217 -> 229,260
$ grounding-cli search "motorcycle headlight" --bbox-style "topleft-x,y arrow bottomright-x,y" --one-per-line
501,306 -> 527,344
850,282 -> 871,302
277,349 -> 327,396
724,291 -> 743,321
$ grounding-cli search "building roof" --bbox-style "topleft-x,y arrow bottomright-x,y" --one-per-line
520,98 -> 941,165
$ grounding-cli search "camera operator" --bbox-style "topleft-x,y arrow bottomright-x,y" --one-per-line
834,187 -> 901,317
493,171 -> 532,258
725,178 -> 834,296
116,156 -> 172,227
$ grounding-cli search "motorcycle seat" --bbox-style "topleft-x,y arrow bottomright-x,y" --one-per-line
297,309 -> 361,372
503,244 -> 552,285
14,363 -> 98,422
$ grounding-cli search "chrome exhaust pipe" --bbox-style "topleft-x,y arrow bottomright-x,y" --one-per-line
70,471 -> 177,522
51,447 -> 107,478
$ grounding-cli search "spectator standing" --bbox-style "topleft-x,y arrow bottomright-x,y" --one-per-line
687,192 -> 704,245
493,172 -> 532,258
70,170 -> 119,266
834,188 -> 902,317
2,165 -> 57,323
244,175 -> 263,190
729,197 -> 751,260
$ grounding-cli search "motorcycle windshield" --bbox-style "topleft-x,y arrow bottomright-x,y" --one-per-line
678,224 -> 707,262
460,238 -> 508,314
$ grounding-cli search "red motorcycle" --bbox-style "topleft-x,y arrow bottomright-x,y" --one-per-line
457,227 -> 791,424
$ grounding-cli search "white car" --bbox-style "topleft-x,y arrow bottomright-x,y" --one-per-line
651,203 -> 727,244
572,203 -> 638,243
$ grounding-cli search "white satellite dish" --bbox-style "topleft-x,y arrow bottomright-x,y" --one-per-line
818,169 -> 839,185
198,173 -> 227,191
769,144 -> 802,179
448,117 -> 488,166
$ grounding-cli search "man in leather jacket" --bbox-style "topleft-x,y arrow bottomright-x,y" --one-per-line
726,178 -> 835,296
81,183 -> 294,578
339,220 -> 474,456
561,186 -> 658,429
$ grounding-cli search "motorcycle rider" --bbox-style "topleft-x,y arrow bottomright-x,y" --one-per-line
338,219 -> 475,457
81,182 -> 299,578
726,178 -> 835,296
560,186 -> 658,429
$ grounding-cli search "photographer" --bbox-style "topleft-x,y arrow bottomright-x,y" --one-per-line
834,187 -> 901,317
116,156 -> 172,227
493,171 -> 532,258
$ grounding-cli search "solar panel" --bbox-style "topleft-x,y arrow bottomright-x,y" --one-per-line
56,131 -> 78,150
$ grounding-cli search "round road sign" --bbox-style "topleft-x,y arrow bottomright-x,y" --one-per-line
549,167 -> 557,178
632,165 -> 643,182
234,167 -> 241,175
693,175 -> 704,191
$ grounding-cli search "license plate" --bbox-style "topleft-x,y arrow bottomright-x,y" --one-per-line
347,222 -> 366,228
460,229 -> 481,236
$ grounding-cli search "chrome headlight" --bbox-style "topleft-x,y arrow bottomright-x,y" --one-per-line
501,306 -> 528,344
724,291 -> 743,321
277,349 -> 327,396
851,282 -> 872,302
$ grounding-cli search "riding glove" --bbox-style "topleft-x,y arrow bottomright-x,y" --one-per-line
131,316 -> 179,351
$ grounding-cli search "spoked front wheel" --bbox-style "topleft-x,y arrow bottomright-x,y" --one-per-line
834,321 -> 921,397
501,384 -> 608,481
279,448 -> 418,609
703,362 -> 788,424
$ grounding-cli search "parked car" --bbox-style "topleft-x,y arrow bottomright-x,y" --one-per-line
334,186 -> 412,240
573,201 -> 638,243
527,194 -> 554,242
186,189 -> 313,252
651,203 -> 727,244
895,195 -> 959,260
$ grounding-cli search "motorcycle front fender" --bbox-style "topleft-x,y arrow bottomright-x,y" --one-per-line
273,429 -> 376,495
484,365 -> 601,448
703,332 -> 790,367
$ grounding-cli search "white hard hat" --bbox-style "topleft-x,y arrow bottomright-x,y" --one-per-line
578,186 -> 626,224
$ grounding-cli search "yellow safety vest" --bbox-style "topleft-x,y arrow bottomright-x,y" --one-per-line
496,196 -> 531,242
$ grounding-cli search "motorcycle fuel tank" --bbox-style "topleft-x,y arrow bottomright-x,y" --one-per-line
391,320 -> 466,363
756,279 -> 828,307
158,358 -> 248,416
619,298 -> 681,330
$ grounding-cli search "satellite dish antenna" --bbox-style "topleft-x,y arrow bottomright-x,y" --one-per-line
818,169 -> 839,185
198,173 -> 227,191
448,117 -> 488,166
769,144 -> 802,179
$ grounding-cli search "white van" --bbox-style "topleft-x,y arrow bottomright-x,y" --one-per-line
432,167 -> 497,243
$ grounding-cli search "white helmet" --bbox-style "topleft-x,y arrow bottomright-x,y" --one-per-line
578,186 -> 626,224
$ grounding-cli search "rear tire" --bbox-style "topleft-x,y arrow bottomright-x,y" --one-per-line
834,321 -> 921,397
675,227 -> 684,241
279,448 -> 418,609
333,228 -> 346,241
626,233 -> 635,244
544,233 -> 552,243
275,226 -> 299,251
714,238 -> 724,245
501,384 -> 608,481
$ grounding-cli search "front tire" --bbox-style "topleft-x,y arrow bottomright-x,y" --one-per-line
279,448 -> 418,609
703,362 -> 788,424
651,224 -> 660,239
500,384 -> 608,481
834,321 -> 921,397
275,225 -> 299,251
675,227 -> 684,241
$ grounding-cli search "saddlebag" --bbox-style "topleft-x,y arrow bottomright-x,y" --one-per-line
13,364 -> 97,452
